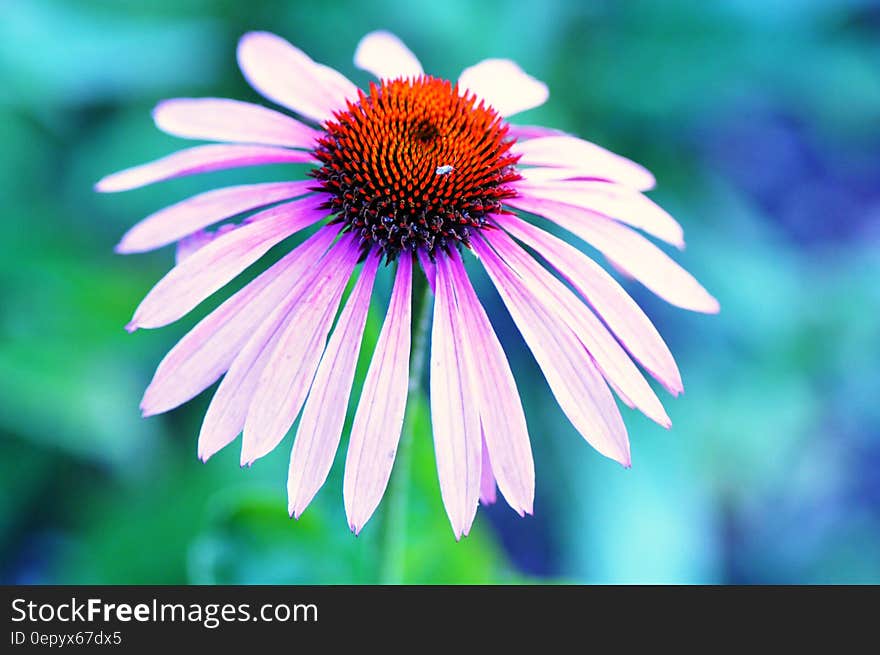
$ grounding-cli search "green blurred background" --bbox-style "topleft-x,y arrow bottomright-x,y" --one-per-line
2,0 -> 879,584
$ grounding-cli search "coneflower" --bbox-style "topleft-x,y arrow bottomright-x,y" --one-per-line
97,31 -> 718,539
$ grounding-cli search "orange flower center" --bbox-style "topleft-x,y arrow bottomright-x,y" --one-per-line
312,76 -> 520,260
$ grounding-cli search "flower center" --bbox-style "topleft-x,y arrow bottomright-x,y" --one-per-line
311,76 -> 520,260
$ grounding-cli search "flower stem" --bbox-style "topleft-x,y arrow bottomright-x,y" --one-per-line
379,273 -> 432,585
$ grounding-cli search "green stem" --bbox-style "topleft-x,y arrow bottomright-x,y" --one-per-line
379,273 -> 432,585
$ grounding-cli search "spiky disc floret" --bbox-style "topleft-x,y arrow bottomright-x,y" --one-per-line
311,76 -> 520,260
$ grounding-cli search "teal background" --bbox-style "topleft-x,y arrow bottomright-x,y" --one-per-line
1,0 -> 878,584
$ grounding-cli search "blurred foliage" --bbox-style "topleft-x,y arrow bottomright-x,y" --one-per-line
1,0 -> 878,584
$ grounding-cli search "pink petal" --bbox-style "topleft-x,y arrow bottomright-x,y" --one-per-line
128,197 -> 325,331
175,227 -> 223,264
518,166 -> 617,184
95,144 -> 314,193
512,136 -> 656,191
458,59 -> 548,117
417,248 -> 436,294
515,179 -> 685,248
116,181 -> 315,254
430,255 -> 482,539
196,232 -> 344,461
508,195 -> 720,313
448,250 -> 534,515
472,235 -> 631,466
496,214 -> 683,395
479,435 -> 498,506
237,31 -> 357,124
240,237 -> 361,466
353,30 -> 423,80
484,229 -> 671,429
506,124 -> 567,141
153,98 -> 321,149
288,253 -> 380,518
142,226 -> 340,421
343,256 -> 412,535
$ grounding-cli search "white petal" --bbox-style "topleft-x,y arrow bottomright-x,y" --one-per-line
194,228 -> 341,461
240,238 -> 360,466
473,236 -> 630,466
448,250 -> 534,515
95,144 -> 313,193
496,214 -> 682,395
127,198 -> 324,331
485,229 -> 671,429
141,226 -> 340,422
354,30 -> 423,80
513,136 -> 656,191
458,58 -> 548,117
237,31 -> 358,123
515,179 -> 685,248
343,256 -> 413,534
116,181 -> 313,254
153,98 -> 321,149
431,255 -> 482,539
287,254 -> 380,518
508,195 -> 720,313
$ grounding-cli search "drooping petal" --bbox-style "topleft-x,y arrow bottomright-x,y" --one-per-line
506,124 -> 566,141
354,30 -> 423,80
472,235 -> 630,466
153,98 -> 321,149
515,179 -> 685,248
196,233 -> 345,461
483,229 -> 671,428
237,31 -> 358,124
518,166 -> 615,184
241,237 -> 361,466
95,144 -> 314,193
417,248 -> 436,294
479,435 -> 498,506
175,228 -> 223,264
430,255 -> 482,539
448,250 -> 534,515
117,181 -> 314,254
288,253 -> 380,518
496,214 -> 683,395
512,136 -> 656,191
344,256 -> 413,534
458,58 -> 548,117
127,197 -> 325,331
142,226 -> 340,420
508,195 -> 720,313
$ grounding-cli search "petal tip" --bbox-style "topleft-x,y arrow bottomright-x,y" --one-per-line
139,404 -> 159,419
150,99 -> 169,121
700,296 -> 721,315
238,30 -> 272,49
94,176 -> 117,193
667,378 -> 685,397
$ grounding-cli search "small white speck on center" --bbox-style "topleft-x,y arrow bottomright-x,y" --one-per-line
435,165 -> 454,176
